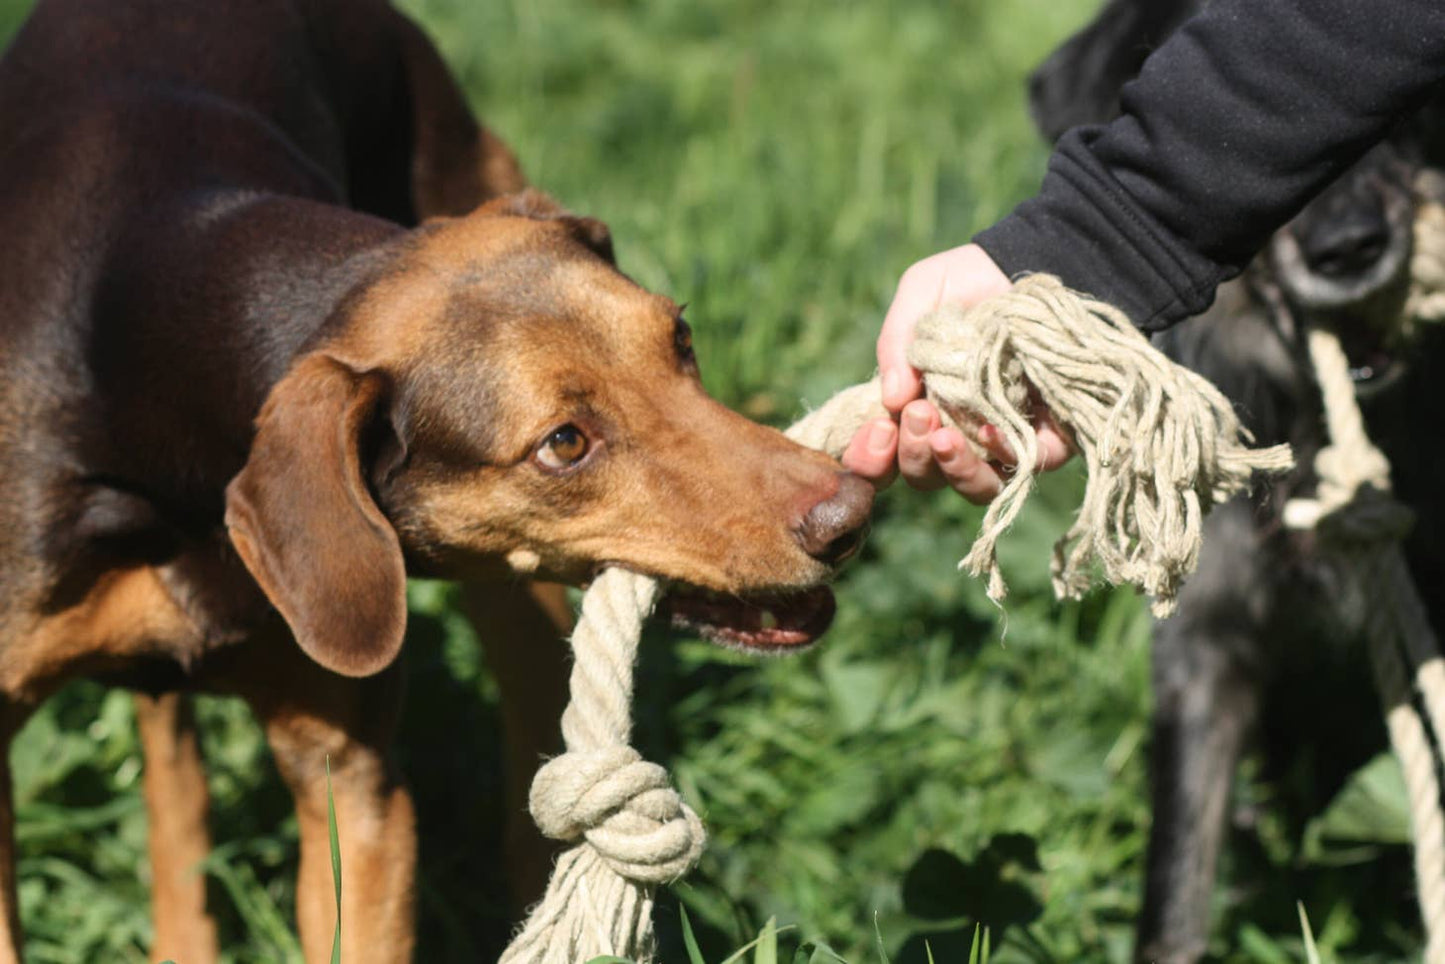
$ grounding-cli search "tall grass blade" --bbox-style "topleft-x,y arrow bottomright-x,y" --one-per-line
1297,902 -> 1322,964
679,904 -> 708,964
327,758 -> 341,964
719,919 -> 795,964
964,924 -> 991,964
872,912 -> 890,964
755,916 -> 777,964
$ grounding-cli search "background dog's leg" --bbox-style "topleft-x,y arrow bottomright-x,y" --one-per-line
135,692 -> 218,964
461,581 -> 571,914
234,648 -> 415,964
1136,501 -> 1267,964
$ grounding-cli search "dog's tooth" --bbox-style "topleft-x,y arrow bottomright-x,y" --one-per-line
759,610 -> 779,630
505,547 -> 541,574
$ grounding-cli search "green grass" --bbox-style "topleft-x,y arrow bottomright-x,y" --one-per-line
0,0 -> 1425,961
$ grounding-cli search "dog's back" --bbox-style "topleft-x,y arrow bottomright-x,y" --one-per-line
0,0 -> 453,637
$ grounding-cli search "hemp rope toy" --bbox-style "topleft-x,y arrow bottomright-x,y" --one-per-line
498,274 -> 1293,964
1278,178 -> 1445,964
1281,329 -> 1445,964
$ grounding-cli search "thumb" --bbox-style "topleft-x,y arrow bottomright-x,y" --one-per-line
878,245 -> 1012,412
878,266 -> 941,412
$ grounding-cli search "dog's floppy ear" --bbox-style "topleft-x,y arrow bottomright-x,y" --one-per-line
225,353 -> 407,678
1028,0 -> 1200,143
476,189 -> 616,263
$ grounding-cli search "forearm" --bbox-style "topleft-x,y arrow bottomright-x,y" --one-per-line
977,0 -> 1445,331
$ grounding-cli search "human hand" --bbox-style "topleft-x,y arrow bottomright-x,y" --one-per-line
841,244 -> 1073,502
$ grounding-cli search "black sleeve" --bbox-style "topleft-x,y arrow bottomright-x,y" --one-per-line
974,0 -> 1445,332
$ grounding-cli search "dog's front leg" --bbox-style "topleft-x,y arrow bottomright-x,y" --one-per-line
135,692 -> 219,964
1137,499 -> 1268,964
0,701 -> 28,964
232,644 -> 415,964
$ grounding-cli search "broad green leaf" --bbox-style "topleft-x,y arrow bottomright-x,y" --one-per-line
1303,752 -> 1412,864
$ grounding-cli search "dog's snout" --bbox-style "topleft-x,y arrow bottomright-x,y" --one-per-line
1296,204 -> 1390,278
797,473 -> 873,566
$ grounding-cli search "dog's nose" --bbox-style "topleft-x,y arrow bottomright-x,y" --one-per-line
1297,209 -> 1390,278
797,473 -> 873,566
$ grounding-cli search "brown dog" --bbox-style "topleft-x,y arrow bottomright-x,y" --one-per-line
0,1 -> 872,961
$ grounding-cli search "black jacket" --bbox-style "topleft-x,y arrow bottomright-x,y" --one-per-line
975,0 -> 1445,332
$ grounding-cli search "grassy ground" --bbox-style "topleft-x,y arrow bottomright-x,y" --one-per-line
0,0 -> 1423,961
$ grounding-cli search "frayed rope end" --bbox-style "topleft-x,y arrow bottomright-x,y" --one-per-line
791,274 -> 1293,616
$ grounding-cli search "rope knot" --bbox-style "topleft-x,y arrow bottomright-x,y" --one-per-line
529,746 -> 705,884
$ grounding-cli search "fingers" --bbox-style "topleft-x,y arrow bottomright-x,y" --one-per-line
879,396 -> 1072,504
897,400 -> 945,489
975,423 -> 1018,465
877,265 -> 940,413
897,401 -> 1005,503
929,427 -> 1003,504
1033,410 -> 1074,471
974,411 -> 1074,474
839,413 -> 1045,506
840,418 -> 899,489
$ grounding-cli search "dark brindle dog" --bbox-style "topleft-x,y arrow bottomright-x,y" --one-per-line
0,1 -> 873,961
1032,2 -> 1445,960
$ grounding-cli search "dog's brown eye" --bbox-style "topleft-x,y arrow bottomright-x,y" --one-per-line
537,424 -> 589,470
674,318 -> 693,360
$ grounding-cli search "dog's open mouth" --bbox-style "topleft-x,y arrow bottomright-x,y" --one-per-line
660,585 -> 836,651
1328,321 -> 1406,391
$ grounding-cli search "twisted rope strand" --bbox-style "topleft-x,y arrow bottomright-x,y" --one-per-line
1407,172 -> 1445,326
1284,327 -> 1445,962
1368,613 -> 1445,964
499,570 -> 702,964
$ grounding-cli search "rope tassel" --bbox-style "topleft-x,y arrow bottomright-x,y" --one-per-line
790,274 -> 1294,616
498,274 -> 1294,963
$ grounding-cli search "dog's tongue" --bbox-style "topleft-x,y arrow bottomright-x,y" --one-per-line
660,586 -> 836,650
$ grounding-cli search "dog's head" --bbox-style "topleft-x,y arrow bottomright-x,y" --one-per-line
1259,142 -> 1419,394
224,191 -> 871,676
1030,0 -> 1439,397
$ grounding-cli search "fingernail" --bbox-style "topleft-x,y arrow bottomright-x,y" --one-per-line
868,420 -> 896,455
882,370 -> 902,405
930,431 -> 956,458
905,408 -> 929,435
